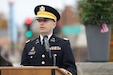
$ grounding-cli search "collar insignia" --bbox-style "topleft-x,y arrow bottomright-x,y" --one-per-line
50,38 -> 55,42
35,39 -> 39,44
63,38 -> 69,40
39,6 -> 45,11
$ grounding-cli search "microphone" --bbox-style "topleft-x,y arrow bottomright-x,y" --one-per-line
43,35 -> 52,58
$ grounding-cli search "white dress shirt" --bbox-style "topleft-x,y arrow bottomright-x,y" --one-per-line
40,33 -> 53,45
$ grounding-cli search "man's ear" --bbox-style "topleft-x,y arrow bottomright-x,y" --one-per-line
53,22 -> 57,29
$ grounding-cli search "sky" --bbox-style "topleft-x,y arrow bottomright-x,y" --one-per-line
0,0 -> 79,26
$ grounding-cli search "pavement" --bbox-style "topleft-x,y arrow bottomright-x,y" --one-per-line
76,62 -> 113,75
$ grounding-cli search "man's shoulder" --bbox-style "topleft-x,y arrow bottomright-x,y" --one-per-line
25,40 -> 31,44
25,38 -> 39,44
57,37 -> 69,41
63,38 -> 69,41
55,36 -> 69,42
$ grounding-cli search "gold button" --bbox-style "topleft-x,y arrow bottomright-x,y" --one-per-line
30,56 -> 33,58
42,54 -> 45,58
41,61 -> 45,64
54,54 -> 57,56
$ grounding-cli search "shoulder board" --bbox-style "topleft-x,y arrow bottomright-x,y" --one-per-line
63,38 -> 69,40
26,40 -> 30,43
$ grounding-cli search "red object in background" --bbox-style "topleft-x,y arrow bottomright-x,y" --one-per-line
100,22 -> 109,33
57,20 -> 62,27
25,18 -> 32,25
110,41 -> 113,45
25,17 -> 33,38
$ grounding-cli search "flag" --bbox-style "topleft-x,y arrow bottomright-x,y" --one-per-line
100,20 -> 109,33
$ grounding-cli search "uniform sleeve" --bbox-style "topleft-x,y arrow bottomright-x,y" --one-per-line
62,40 -> 77,75
21,44 -> 30,66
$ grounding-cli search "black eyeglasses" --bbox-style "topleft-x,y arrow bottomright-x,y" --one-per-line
36,18 -> 55,22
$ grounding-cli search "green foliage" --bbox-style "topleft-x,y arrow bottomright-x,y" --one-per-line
79,0 -> 113,25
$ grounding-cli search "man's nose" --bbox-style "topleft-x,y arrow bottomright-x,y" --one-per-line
39,21 -> 45,25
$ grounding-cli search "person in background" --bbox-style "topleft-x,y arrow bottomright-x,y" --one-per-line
21,5 -> 77,75
0,45 -> 12,66
0,55 -> 12,66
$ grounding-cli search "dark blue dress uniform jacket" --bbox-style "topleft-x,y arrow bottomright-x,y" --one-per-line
21,35 -> 77,75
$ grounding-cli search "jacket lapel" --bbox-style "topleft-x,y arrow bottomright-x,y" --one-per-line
34,37 -> 45,53
49,35 -> 59,46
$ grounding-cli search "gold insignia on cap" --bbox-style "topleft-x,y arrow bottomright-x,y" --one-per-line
26,40 -> 30,43
39,6 -> 45,11
63,38 -> 69,40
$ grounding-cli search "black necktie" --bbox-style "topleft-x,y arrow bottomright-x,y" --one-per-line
42,35 -> 52,58
42,35 -> 48,49
42,35 -> 48,46
42,38 -> 45,46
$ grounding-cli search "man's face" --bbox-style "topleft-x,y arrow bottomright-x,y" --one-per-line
37,18 -> 56,35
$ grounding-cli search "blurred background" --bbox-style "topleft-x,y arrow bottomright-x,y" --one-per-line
0,0 -> 113,66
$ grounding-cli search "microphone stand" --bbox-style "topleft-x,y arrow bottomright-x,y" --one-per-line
52,54 -> 57,75
53,54 -> 57,66
43,36 -> 56,75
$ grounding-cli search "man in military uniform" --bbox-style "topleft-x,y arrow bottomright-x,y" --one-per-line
21,5 -> 77,75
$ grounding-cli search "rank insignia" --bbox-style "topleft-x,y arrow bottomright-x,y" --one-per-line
26,40 -> 30,43
50,38 -> 55,42
63,38 -> 69,40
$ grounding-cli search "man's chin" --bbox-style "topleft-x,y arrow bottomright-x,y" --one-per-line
40,32 -> 47,35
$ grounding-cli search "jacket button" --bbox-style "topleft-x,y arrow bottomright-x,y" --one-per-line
30,56 -> 33,58
41,61 -> 45,64
42,54 -> 45,58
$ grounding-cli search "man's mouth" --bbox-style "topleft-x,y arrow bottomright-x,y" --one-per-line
40,27 -> 45,29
